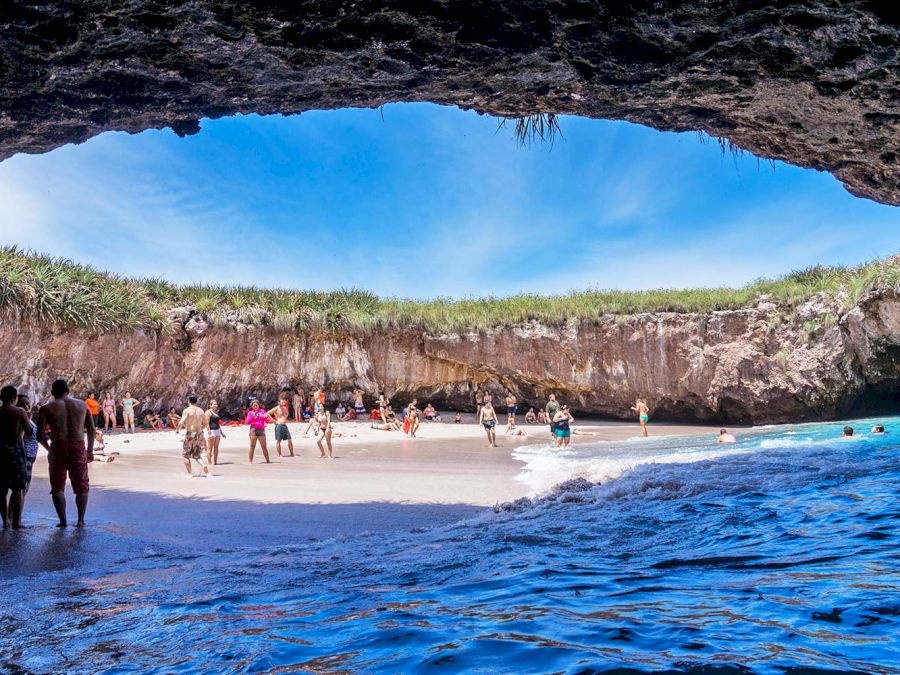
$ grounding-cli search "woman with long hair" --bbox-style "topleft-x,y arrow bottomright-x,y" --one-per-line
121,392 -> 140,433
102,391 -> 117,431
205,399 -> 226,465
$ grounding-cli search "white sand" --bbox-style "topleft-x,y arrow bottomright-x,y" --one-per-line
33,415 -> 729,507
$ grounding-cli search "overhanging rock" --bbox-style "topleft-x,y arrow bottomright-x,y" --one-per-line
1,1 -> 898,204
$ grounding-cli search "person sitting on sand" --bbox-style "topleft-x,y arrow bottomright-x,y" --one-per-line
334,402 -> 346,418
553,406 -> 574,448
91,429 -> 117,463
842,426 -> 854,439
267,400 -> 294,458
478,401 -> 499,448
423,404 -> 440,422
302,405 -> 313,420
631,398 -> 650,438
176,394 -> 210,477
872,424 -> 886,434
453,411 -> 462,424
340,407 -> 357,422
537,409 -> 547,424
143,411 -> 164,430
717,429 -> 736,443
525,408 -> 537,424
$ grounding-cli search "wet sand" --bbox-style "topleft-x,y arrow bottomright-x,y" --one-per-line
2,417 -> 727,579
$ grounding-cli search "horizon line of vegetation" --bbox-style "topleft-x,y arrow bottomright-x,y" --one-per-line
0,247 -> 897,336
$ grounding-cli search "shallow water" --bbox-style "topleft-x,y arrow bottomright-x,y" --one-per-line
3,417 -> 900,673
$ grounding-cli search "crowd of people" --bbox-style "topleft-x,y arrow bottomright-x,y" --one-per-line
3,377 -> 893,530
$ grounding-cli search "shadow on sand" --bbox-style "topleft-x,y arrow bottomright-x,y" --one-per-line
0,476 -> 484,580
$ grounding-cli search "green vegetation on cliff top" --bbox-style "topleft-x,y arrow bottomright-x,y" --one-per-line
0,247 -> 897,335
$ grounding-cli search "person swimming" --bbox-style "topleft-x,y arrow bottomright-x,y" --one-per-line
871,424 -> 886,434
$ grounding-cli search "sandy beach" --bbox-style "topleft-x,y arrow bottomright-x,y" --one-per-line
35,415 -> 731,506
3,416 -> 730,580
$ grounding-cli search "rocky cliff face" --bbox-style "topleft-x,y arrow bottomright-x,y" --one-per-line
1,1 -> 898,204
1,289 -> 896,423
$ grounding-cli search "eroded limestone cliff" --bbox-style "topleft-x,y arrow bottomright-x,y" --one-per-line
1,288 -> 896,423
1,1 -> 898,204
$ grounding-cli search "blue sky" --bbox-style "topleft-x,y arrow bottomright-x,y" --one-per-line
1,102 -> 898,298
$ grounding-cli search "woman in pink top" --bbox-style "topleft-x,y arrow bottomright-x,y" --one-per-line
244,399 -> 271,464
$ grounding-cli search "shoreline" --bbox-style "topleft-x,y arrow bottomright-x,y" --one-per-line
3,415 -> 883,581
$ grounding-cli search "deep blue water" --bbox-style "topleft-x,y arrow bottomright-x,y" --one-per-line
2,417 -> 899,673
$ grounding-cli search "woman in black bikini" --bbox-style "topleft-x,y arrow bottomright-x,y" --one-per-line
205,400 -> 225,465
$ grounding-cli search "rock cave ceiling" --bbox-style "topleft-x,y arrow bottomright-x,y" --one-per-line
1,1 -> 898,204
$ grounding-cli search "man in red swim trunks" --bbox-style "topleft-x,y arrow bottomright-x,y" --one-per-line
37,379 -> 95,527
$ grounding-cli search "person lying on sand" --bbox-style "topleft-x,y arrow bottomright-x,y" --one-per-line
717,429 -> 737,443
572,428 -> 598,436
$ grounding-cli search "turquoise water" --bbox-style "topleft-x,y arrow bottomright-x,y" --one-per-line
2,417 -> 899,673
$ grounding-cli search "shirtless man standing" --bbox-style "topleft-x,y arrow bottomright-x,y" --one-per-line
36,380 -> 95,527
176,394 -> 209,477
505,391 -> 518,430
267,401 -> 295,457
0,385 -> 33,529
478,401 -> 499,448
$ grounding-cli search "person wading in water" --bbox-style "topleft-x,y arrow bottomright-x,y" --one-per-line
36,379 -> 95,527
